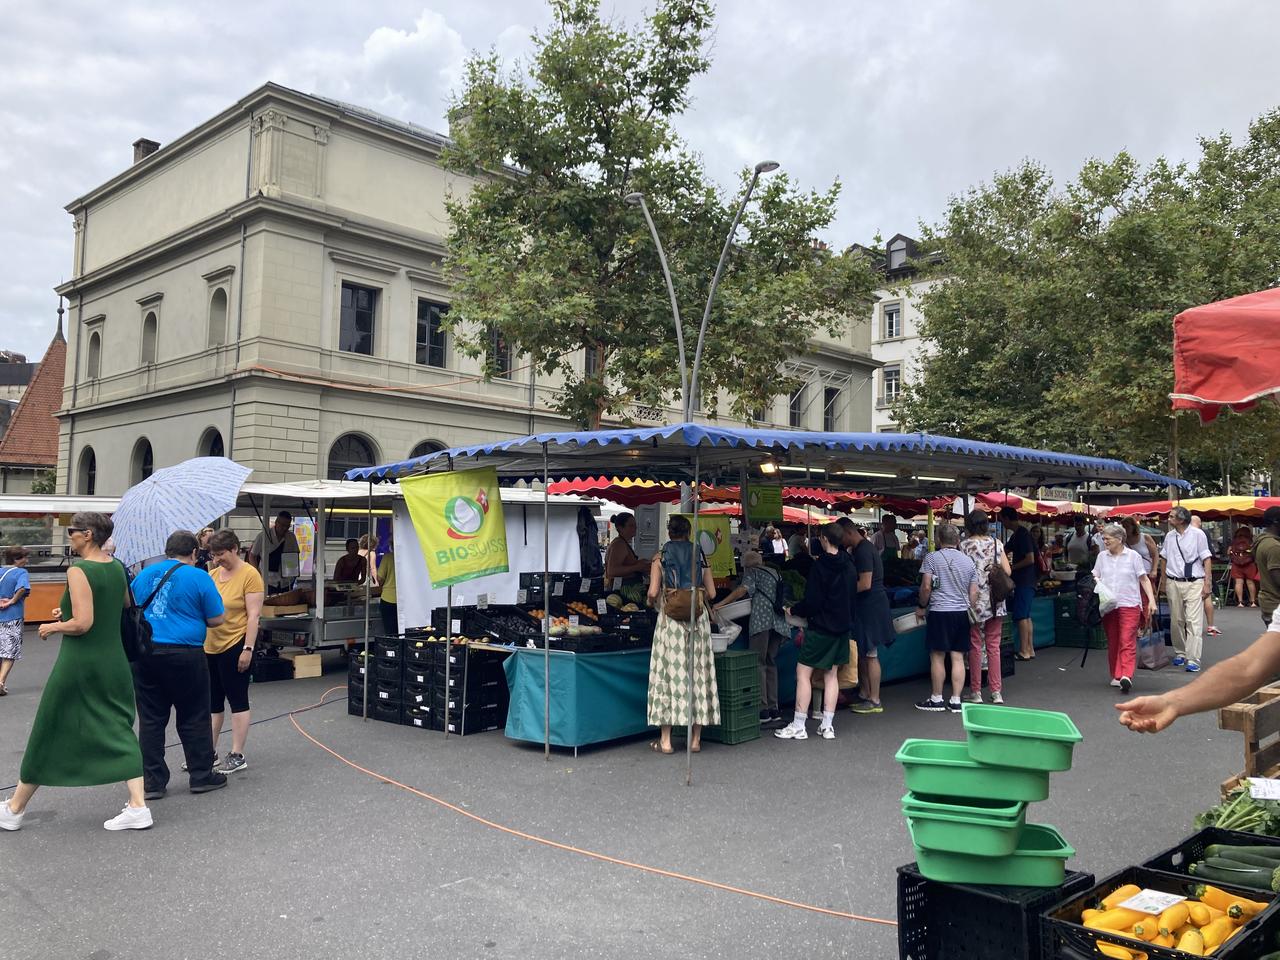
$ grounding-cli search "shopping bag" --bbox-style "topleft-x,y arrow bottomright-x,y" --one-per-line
1094,579 -> 1119,616
1137,630 -> 1171,671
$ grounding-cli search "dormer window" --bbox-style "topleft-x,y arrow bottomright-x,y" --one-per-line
888,239 -> 908,270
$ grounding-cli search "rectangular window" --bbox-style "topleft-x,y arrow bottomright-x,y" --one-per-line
788,386 -> 804,428
882,302 -> 902,340
416,299 -> 447,368
489,324 -> 513,379
750,404 -> 766,424
882,365 -> 901,405
823,387 -> 840,432
584,344 -> 602,378
340,282 -> 378,355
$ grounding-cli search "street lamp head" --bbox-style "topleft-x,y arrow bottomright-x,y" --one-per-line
754,160 -> 780,174
624,192 -> 645,206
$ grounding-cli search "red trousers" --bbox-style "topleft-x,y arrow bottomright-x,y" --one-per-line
1103,605 -> 1141,680
968,617 -> 1003,694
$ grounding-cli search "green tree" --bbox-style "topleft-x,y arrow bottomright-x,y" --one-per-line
30,469 -> 56,495
441,0 -> 877,427
897,109 -> 1280,491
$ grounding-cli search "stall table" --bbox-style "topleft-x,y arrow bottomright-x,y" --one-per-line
259,599 -> 381,652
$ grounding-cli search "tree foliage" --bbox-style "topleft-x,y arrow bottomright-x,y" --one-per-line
441,0 -> 877,427
897,110 -> 1280,492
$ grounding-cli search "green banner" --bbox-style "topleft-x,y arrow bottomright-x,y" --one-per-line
746,484 -> 783,523
401,467 -> 509,588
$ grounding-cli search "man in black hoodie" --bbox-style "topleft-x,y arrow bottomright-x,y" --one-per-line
1256,507 -> 1280,628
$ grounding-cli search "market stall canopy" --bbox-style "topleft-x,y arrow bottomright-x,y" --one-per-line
976,492 -> 1057,518
545,477 -> 848,509
1107,496 -> 1280,521
0,493 -> 122,519
347,424 -> 1188,496
698,503 -> 833,524
853,494 -> 956,519
1172,287 -> 1280,423
1049,501 -> 1109,519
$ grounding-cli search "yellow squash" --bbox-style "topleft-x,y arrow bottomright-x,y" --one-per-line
1175,927 -> 1205,956
1158,902 -> 1190,935
1101,884 -> 1143,909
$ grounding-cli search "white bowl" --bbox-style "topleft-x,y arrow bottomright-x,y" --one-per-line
715,599 -> 753,622
893,612 -> 923,635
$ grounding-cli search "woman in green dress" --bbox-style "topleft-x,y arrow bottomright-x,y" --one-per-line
0,512 -> 151,832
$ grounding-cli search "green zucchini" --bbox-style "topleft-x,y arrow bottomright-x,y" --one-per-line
1209,849 -> 1280,869
1190,862 -> 1278,891
1205,843 -> 1280,862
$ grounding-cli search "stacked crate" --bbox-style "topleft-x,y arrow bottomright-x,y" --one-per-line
706,650 -> 762,744
428,640 -> 510,735
1050,592 -> 1105,649
348,637 -> 407,722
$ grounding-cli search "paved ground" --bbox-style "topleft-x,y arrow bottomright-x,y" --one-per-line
0,606 -> 1271,960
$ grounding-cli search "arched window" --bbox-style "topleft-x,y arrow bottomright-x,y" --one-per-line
208,288 -> 228,347
77,447 -> 97,496
327,433 -> 377,480
86,331 -> 101,379
131,438 -> 154,485
409,440 -> 446,460
141,312 -> 158,364
199,428 -> 225,459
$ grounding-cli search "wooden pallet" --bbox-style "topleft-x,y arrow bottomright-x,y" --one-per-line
1218,685 -> 1280,797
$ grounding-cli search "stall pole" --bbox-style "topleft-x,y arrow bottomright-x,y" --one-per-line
686,449 -> 701,787
362,482 -> 372,721
314,500 -> 327,651
443,456 -> 455,739
542,441 -> 551,760
926,504 -> 935,553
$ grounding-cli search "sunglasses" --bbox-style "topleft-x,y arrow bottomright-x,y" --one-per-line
66,527 -> 86,535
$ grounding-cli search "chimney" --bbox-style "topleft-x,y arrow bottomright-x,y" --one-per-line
132,138 -> 161,163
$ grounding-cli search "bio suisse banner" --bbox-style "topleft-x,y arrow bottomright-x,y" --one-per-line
675,513 -> 735,578
400,467 -> 509,588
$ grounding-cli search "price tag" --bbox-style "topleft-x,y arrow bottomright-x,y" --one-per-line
612,578 -> 622,590
450,619 -> 461,634
553,580 -> 564,597
581,579 -> 592,593
517,589 -> 528,605
568,615 -> 579,627
597,599 -> 609,616
1249,778 -> 1280,800
1118,890 -> 1185,915
477,593 -> 489,609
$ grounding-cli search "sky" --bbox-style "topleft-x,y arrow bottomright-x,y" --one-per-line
3,0 -> 1280,359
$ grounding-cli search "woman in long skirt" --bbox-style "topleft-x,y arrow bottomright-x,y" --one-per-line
646,515 -> 719,754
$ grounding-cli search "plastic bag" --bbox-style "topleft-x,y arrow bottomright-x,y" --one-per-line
1137,629 -> 1171,671
1094,578 -> 1119,616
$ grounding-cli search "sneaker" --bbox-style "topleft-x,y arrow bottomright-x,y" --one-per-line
1119,677 -> 1132,693
850,699 -> 883,714
914,697 -> 946,713
1186,662 -> 1201,674
0,799 -> 24,831
1109,678 -> 1121,688
818,725 -> 835,740
962,690 -> 983,704
143,786 -> 166,801
103,804 -> 153,831
1208,625 -> 1221,637
181,754 -> 217,773
774,722 -> 808,740
990,692 -> 1004,705
947,698 -> 963,714
190,772 -> 228,794
215,753 -> 247,775
1171,656 -> 1186,667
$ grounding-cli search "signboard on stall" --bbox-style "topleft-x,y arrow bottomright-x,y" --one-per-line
746,484 -> 783,524
401,467 -> 509,588
675,513 -> 735,578
293,519 -> 315,578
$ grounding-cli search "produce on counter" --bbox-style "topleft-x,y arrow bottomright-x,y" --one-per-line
1195,788 -> 1280,836
1187,844 -> 1280,894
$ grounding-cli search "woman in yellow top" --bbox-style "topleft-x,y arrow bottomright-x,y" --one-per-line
205,530 -> 264,775
376,538 -> 397,636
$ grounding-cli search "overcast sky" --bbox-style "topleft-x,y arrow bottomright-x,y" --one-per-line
3,0 -> 1280,359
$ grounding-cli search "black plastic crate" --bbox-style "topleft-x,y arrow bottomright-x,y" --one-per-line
403,664 -> 433,686
373,658 -> 403,683
898,862 -> 1094,960
402,704 -> 433,729
369,698 -> 402,724
404,638 -> 437,669
1142,826 -> 1280,877
432,685 -> 507,713
443,673 -> 507,700
402,680 -> 431,706
250,655 -> 293,683
436,704 -> 505,735
370,679 -> 403,706
348,653 -> 373,682
373,637 -> 404,662
1043,865 -> 1278,960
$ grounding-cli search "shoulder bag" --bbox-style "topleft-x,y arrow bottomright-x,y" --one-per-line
660,544 -> 705,623
988,538 -> 1015,607
120,561 -> 182,662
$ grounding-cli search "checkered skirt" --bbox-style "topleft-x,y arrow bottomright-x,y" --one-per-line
647,609 -> 720,727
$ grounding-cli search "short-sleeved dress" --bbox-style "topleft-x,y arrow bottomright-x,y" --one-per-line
19,559 -> 144,786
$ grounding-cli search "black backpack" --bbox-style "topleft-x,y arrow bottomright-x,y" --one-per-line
119,560 -> 181,662
1075,572 -> 1102,628
763,567 -> 789,619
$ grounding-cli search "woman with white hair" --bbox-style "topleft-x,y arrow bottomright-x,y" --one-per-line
1095,522 -> 1157,693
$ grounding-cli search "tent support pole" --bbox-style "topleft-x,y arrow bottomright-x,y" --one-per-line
444,455 -> 454,740
363,483 -> 372,721
543,441 -> 551,760
687,450 -> 701,787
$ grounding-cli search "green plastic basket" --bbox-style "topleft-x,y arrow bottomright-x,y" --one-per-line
912,823 -> 1074,887
714,651 -> 760,697
902,792 -> 1027,857
962,703 -> 1082,772
672,709 -> 761,744
895,738 -> 1051,803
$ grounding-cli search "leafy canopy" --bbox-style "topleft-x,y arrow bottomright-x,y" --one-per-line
441,0 -> 876,427
897,110 -> 1280,491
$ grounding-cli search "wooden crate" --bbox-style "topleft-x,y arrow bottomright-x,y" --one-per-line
1217,684 -> 1280,796
278,649 -> 322,679
262,604 -> 309,616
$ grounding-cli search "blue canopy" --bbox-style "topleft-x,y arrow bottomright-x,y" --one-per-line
346,423 -> 1188,495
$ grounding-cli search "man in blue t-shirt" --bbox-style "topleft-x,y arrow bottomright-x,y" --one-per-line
130,530 -> 227,799
0,545 -> 33,695
1001,507 -> 1038,661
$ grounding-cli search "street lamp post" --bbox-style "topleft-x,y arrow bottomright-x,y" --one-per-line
625,192 -> 688,414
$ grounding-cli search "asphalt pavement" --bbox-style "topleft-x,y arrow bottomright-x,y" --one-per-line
0,605 -> 1271,960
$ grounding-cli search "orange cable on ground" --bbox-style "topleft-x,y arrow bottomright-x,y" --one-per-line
291,688 -> 897,928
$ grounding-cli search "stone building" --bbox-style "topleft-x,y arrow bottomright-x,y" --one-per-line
55,83 -> 876,497
0,318 -> 66,493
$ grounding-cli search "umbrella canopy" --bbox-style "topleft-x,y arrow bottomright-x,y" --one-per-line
1107,496 -> 1280,521
697,503 -> 832,524
975,492 -> 1057,518
545,477 -> 851,509
853,494 -> 956,519
112,457 -> 253,567
1049,501 -> 1108,519
1172,288 -> 1280,423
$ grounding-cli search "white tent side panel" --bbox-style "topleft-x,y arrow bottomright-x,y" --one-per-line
391,500 -> 584,633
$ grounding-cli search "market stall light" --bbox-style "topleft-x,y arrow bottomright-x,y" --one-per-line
835,469 -> 897,479
914,475 -> 957,483
779,465 -> 825,474
759,459 -> 779,476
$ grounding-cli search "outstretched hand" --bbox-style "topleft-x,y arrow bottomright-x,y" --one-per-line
1116,695 -> 1179,733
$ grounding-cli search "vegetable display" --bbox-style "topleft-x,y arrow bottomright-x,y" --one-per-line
1187,844 -> 1280,893
1195,789 -> 1280,836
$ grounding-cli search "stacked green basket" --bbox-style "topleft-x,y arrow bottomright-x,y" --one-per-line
895,703 -> 1083,886
706,650 -> 762,744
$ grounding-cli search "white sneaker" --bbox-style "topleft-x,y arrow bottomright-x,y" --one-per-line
1109,678 -> 1121,688
774,722 -> 808,740
104,804 -> 153,831
0,799 -> 24,831
962,690 -> 983,704
818,725 -> 835,740
991,692 -> 1004,705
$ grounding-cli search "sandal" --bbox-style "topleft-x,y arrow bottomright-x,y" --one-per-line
649,741 -> 674,755
1013,653 -> 1032,662
690,743 -> 702,753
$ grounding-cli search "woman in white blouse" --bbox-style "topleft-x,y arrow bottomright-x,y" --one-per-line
1094,523 -> 1157,694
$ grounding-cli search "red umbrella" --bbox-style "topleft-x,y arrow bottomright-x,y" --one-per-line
1172,288 -> 1280,423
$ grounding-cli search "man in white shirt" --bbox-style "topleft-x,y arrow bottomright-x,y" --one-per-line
1159,505 -> 1213,673
248,511 -> 301,593
1118,604 -> 1280,734
1064,519 -> 1095,566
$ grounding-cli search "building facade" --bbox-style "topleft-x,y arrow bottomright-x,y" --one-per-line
55,84 -> 877,497
865,234 -> 938,432
0,322 -> 65,493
